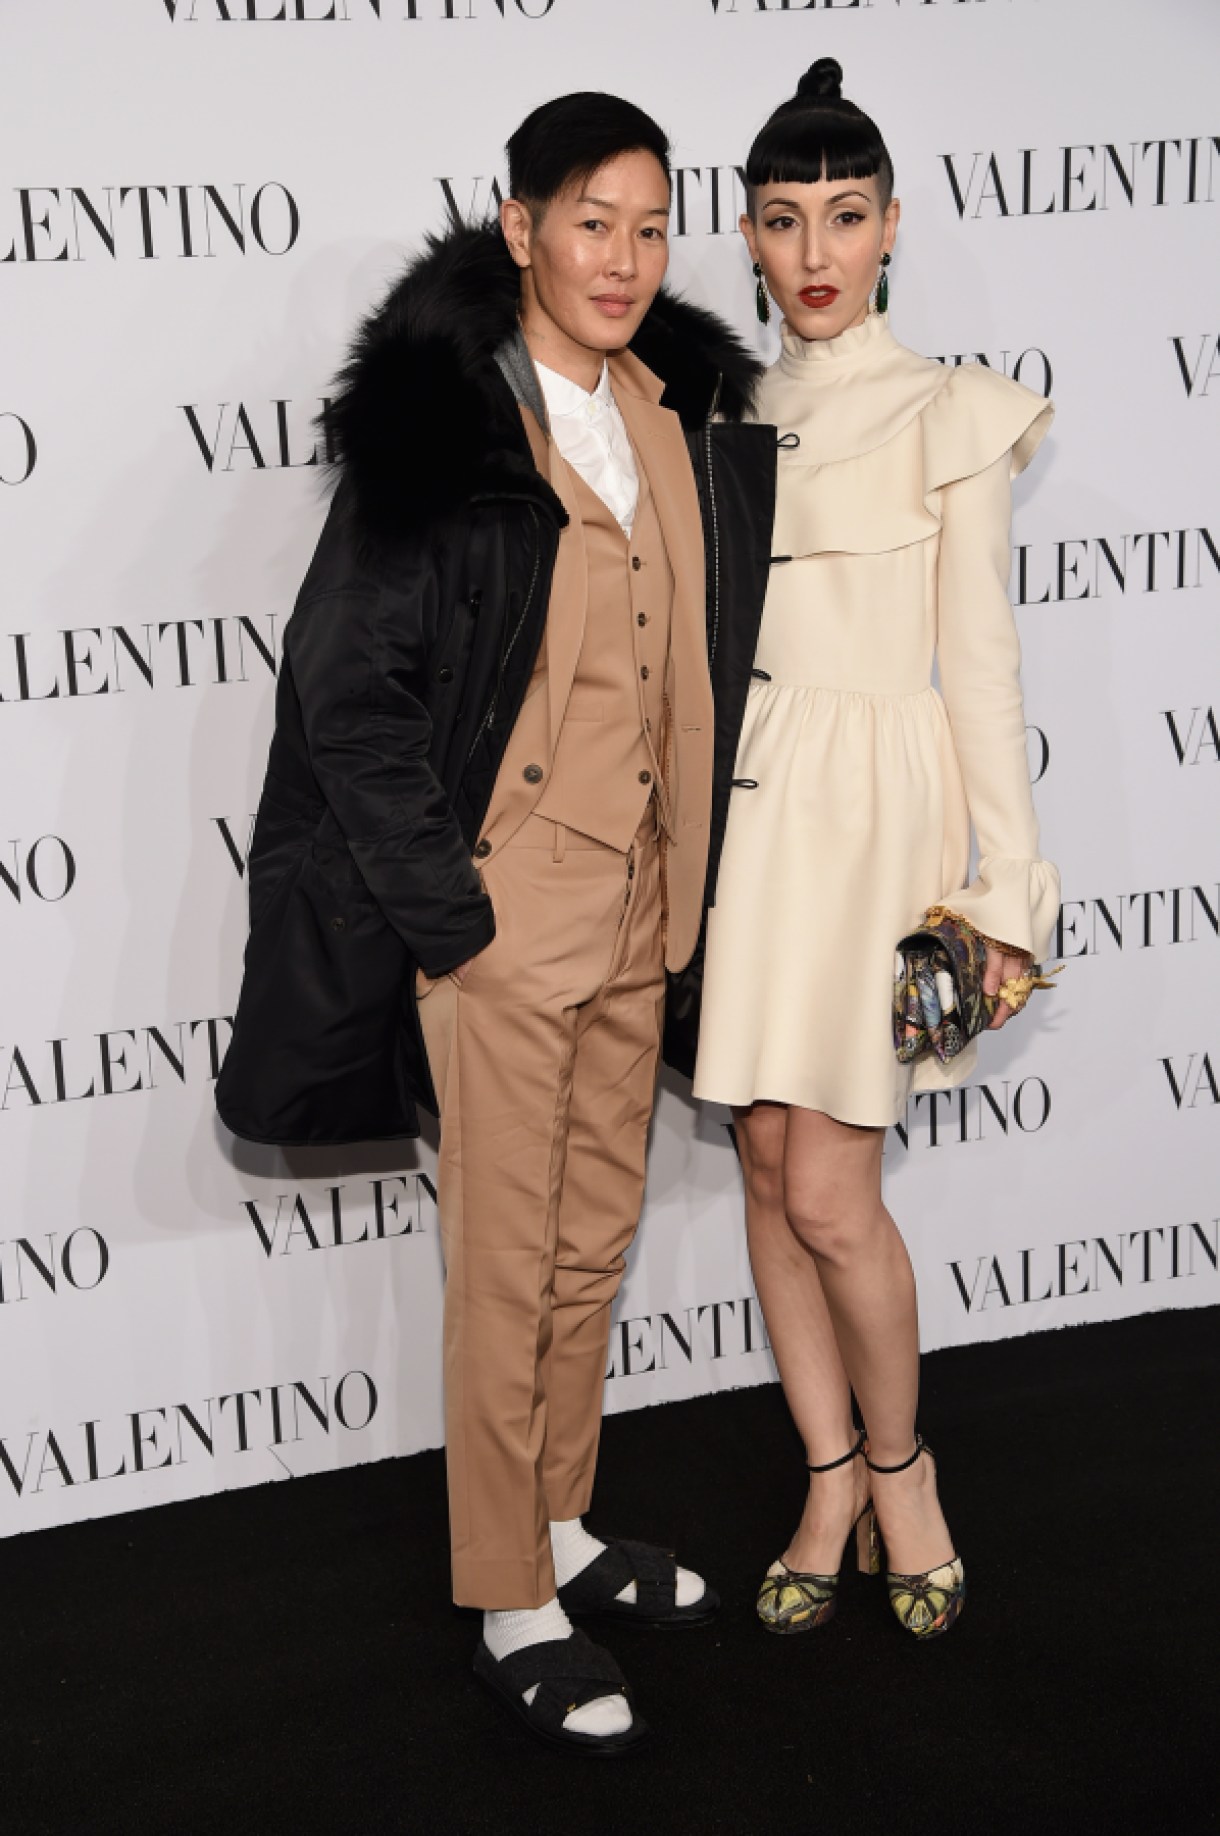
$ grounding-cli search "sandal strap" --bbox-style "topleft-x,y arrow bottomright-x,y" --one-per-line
807,1427 -> 866,1474
555,1542 -> 638,1614
613,1538 -> 677,1616
864,1432 -> 928,1475
489,1629 -> 626,1735
557,1538 -> 677,1618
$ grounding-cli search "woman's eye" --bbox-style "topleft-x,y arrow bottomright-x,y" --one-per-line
640,226 -> 667,241
582,218 -> 605,232
763,215 -> 796,231
834,211 -> 865,226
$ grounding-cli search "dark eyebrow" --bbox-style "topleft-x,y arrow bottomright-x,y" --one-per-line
576,194 -> 671,217
762,189 -> 872,210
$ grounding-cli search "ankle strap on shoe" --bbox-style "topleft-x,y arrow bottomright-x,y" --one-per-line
863,1432 -> 927,1475
806,1427 -> 866,1474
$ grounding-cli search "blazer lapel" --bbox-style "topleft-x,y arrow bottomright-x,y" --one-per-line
541,440 -> 589,757
611,372 -> 713,752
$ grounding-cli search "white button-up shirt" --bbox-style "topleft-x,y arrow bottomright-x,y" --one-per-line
535,359 -> 639,538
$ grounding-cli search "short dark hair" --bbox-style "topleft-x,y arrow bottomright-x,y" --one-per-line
506,91 -> 671,214
745,57 -> 893,212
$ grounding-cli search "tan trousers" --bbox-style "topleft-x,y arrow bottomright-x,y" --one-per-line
417,811 -> 667,1609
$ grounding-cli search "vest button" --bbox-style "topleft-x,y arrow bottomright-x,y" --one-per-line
330,915 -> 346,932
640,666 -> 650,680
638,770 -> 652,785
474,839 -> 492,859
637,613 -> 647,627
438,666 -> 454,684
631,556 -> 642,571
523,764 -> 543,784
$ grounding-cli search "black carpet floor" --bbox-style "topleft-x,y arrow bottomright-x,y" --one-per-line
9,1306 -> 1219,1836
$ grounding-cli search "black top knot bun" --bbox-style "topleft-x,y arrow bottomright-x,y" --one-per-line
746,53 -> 893,207
797,57 -> 843,102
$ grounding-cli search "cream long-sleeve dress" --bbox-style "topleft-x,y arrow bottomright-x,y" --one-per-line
692,311 -> 1060,1126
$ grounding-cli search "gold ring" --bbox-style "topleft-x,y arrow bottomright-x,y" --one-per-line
997,975 -> 1035,1013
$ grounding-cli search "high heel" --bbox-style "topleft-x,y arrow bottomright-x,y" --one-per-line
756,1429 -> 870,1635
863,1434 -> 965,1640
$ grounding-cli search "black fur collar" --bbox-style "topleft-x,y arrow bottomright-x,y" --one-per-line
325,222 -> 763,545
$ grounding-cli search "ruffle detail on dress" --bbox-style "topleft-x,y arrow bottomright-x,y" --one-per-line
920,360 -> 1053,492
767,358 -> 1053,562
938,854 -> 1061,965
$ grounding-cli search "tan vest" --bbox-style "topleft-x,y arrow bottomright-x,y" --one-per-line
474,352 -> 714,972
533,458 -> 673,850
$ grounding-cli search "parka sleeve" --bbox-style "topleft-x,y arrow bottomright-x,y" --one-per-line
285,558 -> 495,979
934,447 -> 1060,963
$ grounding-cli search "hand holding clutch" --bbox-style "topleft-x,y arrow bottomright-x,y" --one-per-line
984,944 -> 1038,1029
893,907 -> 1060,1066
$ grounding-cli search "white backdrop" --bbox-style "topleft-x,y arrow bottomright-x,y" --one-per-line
3,0 -> 1218,1536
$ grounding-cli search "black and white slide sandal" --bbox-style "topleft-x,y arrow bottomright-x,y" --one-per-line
472,1630 -> 649,1757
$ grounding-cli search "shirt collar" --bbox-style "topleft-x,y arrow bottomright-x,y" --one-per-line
535,359 -> 613,423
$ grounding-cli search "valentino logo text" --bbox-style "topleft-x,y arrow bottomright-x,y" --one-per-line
942,139 -> 1220,218
0,413 -> 36,484
1056,887 -> 1219,956
1,184 -> 299,262
2,1019 -> 233,1110
1160,1054 -> 1218,1109
182,398 -> 334,472
950,1220 -> 1218,1311
891,1077 -> 1050,1149
0,1230 -> 110,1305
1014,527 -> 1218,603
1164,708 -> 1219,765
243,1176 -> 437,1256
933,348 -> 1053,398
1171,335 -> 1220,398
605,1297 -> 771,1379
0,836 -> 76,904
0,618 -> 279,700
1,1372 -> 378,1498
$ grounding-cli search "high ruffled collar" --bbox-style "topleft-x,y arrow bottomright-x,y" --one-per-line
778,309 -> 896,379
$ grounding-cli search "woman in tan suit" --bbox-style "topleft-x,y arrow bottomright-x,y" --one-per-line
692,58 -> 1059,1638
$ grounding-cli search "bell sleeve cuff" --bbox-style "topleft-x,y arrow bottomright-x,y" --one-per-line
940,854 -> 1061,964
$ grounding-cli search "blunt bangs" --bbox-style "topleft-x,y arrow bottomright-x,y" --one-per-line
745,103 -> 893,209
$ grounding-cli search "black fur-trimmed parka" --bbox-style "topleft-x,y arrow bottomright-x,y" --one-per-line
215,224 -> 775,1146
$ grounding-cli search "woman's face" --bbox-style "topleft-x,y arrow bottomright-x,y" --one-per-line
503,150 -> 672,367
741,173 -> 899,341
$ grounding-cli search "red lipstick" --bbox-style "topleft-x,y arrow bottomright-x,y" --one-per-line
799,286 -> 839,309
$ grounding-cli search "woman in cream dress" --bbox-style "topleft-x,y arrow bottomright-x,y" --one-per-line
692,59 -> 1059,1638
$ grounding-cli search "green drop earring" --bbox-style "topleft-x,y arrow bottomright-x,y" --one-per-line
876,251 -> 892,315
753,261 -> 771,326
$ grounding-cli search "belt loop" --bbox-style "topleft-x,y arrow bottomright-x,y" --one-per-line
553,821 -> 567,865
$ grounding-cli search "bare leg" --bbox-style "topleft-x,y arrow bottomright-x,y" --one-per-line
738,1101 -> 955,1578
779,1106 -> 954,1575
735,1103 -> 867,1573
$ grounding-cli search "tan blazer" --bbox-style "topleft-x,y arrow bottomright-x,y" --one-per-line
478,348 -> 714,972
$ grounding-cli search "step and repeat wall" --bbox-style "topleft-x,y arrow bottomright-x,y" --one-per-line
3,0 -> 1217,1536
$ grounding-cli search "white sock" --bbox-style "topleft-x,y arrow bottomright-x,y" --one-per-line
483,1599 -> 632,1740
549,1517 -> 707,1609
